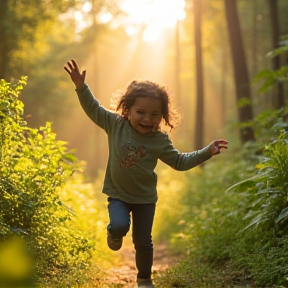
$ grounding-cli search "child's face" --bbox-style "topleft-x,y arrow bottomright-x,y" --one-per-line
128,97 -> 162,134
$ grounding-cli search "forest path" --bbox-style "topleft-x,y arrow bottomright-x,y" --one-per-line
96,236 -> 183,287
95,237 -> 251,288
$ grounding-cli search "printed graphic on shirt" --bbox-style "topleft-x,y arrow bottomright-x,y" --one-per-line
118,143 -> 146,168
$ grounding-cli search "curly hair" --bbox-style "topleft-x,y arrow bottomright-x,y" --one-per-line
111,80 -> 181,131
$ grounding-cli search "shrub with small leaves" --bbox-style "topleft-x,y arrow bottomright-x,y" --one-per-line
0,77 -> 93,287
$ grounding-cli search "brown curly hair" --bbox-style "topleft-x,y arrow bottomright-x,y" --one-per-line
111,80 -> 181,131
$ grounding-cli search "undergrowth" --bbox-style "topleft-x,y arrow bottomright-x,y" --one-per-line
154,116 -> 288,287
0,77 -> 119,287
153,43 -> 288,288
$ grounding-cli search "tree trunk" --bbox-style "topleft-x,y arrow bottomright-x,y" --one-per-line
252,0 -> 258,77
193,0 -> 204,150
0,0 -> 8,80
175,20 -> 181,106
220,44 -> 227,129
224,0 -> 255,143
268,0 -> 284,109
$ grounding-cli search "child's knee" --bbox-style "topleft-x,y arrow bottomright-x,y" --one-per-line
108,222 -> 130,238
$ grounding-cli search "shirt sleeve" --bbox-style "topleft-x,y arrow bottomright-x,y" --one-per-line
159,135 -> 212,171
75,84 -> 117,133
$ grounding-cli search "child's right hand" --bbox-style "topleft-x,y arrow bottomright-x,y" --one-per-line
64,59 -> 86,89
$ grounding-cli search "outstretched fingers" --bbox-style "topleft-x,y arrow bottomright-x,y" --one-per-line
209,139 -> 228,155
64,59 -> 79,74
64,65 -> 71,74
64,59 -> 86,89
217,139 -> 228,150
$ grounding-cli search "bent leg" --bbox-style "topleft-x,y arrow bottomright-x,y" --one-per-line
107,197 -> 131,239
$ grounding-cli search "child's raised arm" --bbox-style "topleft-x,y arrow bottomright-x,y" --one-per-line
64,59 -> 86,90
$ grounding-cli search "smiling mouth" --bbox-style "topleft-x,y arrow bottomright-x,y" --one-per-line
139,124 -> 153,129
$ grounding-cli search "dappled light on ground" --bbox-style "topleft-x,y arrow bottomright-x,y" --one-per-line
94,234 -> 184,287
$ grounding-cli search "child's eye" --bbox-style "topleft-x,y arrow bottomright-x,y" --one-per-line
137,110 -> 144,114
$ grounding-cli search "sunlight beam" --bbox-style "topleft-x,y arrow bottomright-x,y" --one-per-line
120,0 -> 186,42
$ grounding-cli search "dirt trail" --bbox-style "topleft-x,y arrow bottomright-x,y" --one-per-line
97,237 -> 183,287
95,239 -> 251,288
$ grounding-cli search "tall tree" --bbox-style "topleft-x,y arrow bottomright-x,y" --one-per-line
174,20 -> 181,106
268,0 -> 284,109
0,0 -> 9,80
224,0 -> 255,143
0,0 -> 75,81
193,0 -> 204,150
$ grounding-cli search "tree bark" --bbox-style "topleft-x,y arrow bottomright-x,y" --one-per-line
268,0 -> 284,109
0,0 -> 8,80
224,0 -> 255,143
175,20 -> 181,106
193,0 -> 204,150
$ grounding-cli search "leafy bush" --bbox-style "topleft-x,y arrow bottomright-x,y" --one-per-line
224,125 -> 288,286
154,152 -> 257,288
156,40 -> 288,288
0,77 -> 93,287
155,111 -> 288,287
227,130 -> 288,234
253,42 -> 288,94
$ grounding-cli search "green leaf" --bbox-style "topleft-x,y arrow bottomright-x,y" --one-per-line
272,122 -> 288,130
276,207 -> 288,224
237,97 -> 251,108
243,210 -> 260,220
225,173 -> 270,194
266,46 -> 288,58
241,214 -> 268,232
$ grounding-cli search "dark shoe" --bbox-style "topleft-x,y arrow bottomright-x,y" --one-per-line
107,232 -> 123,251
136,278 -> 155,288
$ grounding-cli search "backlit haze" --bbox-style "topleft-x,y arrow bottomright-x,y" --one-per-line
58,0 -> 228,177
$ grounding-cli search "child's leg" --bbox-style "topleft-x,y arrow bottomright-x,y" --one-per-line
131,203 -> 156,280
107,197 -> 131,240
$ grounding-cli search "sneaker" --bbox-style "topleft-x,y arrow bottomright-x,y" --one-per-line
107,232 -> 123,251
136,278 -> 155,288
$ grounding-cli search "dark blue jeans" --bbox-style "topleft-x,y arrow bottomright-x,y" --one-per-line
107,197 -> 156,279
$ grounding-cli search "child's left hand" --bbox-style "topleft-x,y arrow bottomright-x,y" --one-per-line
209,139 -> 228,156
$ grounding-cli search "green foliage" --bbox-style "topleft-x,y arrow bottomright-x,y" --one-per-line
267,46 -> 288,59
0,78 -> 93,286
252,108 -> 288,141
155,109 -> 288,287
0,0 -> 76,79
253,41 -> 288,94
237,97 -> 252,108
153,153 -> 257,287
227,130 -> 288,234
1,0 -> 118,132
245,235 -> 288,286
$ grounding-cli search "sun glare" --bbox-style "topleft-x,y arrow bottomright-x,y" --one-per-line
121,0 -> 186,42
64,0 -> 186,42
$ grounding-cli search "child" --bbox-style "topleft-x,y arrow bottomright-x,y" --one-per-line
64,59 -> 228,288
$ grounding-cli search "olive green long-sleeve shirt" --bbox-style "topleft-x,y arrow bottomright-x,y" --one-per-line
76,84 -> 212,203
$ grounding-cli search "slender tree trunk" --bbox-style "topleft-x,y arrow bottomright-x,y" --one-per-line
175,20 -> 181,106
0,0 -> 8,80
220,45 -> 227,129
268,0 -> 284,109
193,0 -> 204,150
224,0 -> 255,143
252,0 -> 258,77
